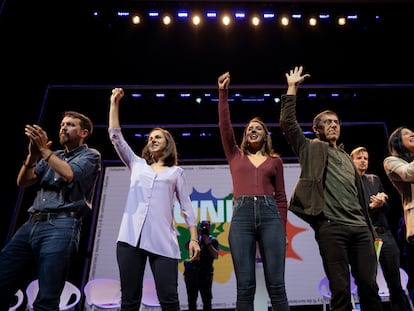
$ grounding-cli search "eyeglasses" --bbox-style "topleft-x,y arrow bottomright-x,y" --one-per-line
321,118 -> 340,125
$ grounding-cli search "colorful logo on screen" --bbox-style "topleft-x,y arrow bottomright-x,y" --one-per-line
175,188 -> 307,283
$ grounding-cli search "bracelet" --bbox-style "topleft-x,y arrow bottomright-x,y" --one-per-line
23,161 -> 36,169
44,151 -> 53,162
190,239 -> 199,244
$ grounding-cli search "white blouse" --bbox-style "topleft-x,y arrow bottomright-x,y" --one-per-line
109,128 -> 197,259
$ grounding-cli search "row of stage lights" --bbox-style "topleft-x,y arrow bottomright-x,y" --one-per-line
93,9 -> 380,28
127,90 -> 357,105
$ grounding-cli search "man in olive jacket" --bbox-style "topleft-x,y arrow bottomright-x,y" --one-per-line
279,66 -> 382,311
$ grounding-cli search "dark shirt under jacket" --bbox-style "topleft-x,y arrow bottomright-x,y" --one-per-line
361,174 -> 390,229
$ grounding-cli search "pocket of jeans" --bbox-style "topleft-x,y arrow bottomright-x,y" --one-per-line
232,198 -> 242,212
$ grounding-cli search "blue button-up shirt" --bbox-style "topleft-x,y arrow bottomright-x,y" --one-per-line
29,144 -> 101,216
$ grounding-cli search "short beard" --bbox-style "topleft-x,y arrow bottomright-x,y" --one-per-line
59,136 -> 68,145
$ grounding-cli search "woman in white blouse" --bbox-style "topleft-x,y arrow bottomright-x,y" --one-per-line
109,87 -> 200,311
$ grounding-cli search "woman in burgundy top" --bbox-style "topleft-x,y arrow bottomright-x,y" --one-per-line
218,72 -> 289,311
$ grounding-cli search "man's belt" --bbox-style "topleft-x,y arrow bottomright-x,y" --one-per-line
29,211 -> 79,221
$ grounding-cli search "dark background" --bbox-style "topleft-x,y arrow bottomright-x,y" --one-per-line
1,0 -> 413,307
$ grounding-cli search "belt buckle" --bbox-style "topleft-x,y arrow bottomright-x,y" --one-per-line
30,212 -> 45,221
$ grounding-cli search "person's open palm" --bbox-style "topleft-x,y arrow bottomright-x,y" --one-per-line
285,66 -> 310,87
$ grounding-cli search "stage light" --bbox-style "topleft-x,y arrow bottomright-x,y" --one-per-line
280,16 -> 290,26
148,11 -> 159,18
337,17 -> 346,26
162,15 -> 172,25
192,15 -> 201,26
319,13 -> 330,20
177,11 -> 188,19
206,11 -> 217,19
241,98 -> 265,102
308,17 -> 318,27
251,16 -> 260,26
221,15 -> 231,26
117,11 -> 129,17
132,15 -> 141,25
235,12 -> 246,20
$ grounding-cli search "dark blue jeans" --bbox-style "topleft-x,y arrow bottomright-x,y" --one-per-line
116,242 -> 180,311
0,217 -> 81,311
228,195 -> 289,311
377,229 -> 408,311
315,220 -> 383,311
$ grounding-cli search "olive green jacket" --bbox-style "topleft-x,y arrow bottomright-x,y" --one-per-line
279,94 -> 375,237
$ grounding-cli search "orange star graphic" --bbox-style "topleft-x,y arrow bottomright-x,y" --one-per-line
286,219 -> 308,260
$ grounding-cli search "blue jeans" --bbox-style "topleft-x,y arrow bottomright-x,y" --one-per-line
315,219 -> 383,311
0,217 -> 81,311
228,195 -> 289,311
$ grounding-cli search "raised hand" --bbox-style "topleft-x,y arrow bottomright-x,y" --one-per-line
111,87 -> 125,104
25,124 -> 52,152
218,72 -> 230,90
285,66 -> 311,87
285,66 -> 311,95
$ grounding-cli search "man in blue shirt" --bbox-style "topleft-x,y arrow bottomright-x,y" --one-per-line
0,111 -> 101,310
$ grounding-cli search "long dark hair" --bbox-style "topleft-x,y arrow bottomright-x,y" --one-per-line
387,126 -> 414,162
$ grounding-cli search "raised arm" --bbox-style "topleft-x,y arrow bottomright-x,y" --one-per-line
17,123 -> 73,186
17,130 -> 43,186
285,66 -> 311,95
109,88 -> 124,129
218,72 -> 239,159
280,66 -> 311,155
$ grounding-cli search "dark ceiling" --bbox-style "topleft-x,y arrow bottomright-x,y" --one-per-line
2,0 -> 414,86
